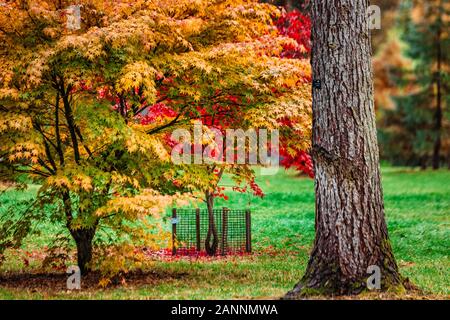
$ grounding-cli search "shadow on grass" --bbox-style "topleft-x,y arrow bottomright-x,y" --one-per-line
0,269 -> 190,293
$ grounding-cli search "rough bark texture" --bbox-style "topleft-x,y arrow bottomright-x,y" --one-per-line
287,0 -> 403,297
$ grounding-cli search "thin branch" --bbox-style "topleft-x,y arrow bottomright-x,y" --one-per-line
54,92 -> 65,166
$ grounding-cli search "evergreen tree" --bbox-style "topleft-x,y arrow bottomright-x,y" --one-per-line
382,0 -> 450,168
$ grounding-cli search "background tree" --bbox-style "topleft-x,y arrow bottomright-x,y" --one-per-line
379,0 -> 450,169
286,0 -> 404,297
159,7 -> 313,255
373,36 -> 423,166
370,0 -> 401,51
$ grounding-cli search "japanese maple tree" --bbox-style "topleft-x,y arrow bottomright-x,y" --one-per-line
0,0 -> 312,269
276,9 -> 314,177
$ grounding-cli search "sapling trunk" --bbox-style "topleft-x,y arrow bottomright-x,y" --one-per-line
204,191 -> 219,256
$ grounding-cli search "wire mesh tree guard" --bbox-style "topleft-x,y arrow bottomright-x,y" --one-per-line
171,208 -> 252,256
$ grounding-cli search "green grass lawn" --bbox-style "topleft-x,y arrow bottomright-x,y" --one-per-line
0,167 -> 449,299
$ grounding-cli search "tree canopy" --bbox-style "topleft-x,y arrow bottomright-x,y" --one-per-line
0,0 -> 312,274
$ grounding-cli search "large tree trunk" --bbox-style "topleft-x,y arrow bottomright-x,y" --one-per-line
287,0 -> 403,297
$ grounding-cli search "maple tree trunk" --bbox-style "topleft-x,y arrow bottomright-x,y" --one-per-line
62,191 -> 97,275
71,227 -> 96,275
205,191 -> 219,256
287,0 -> 403,297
